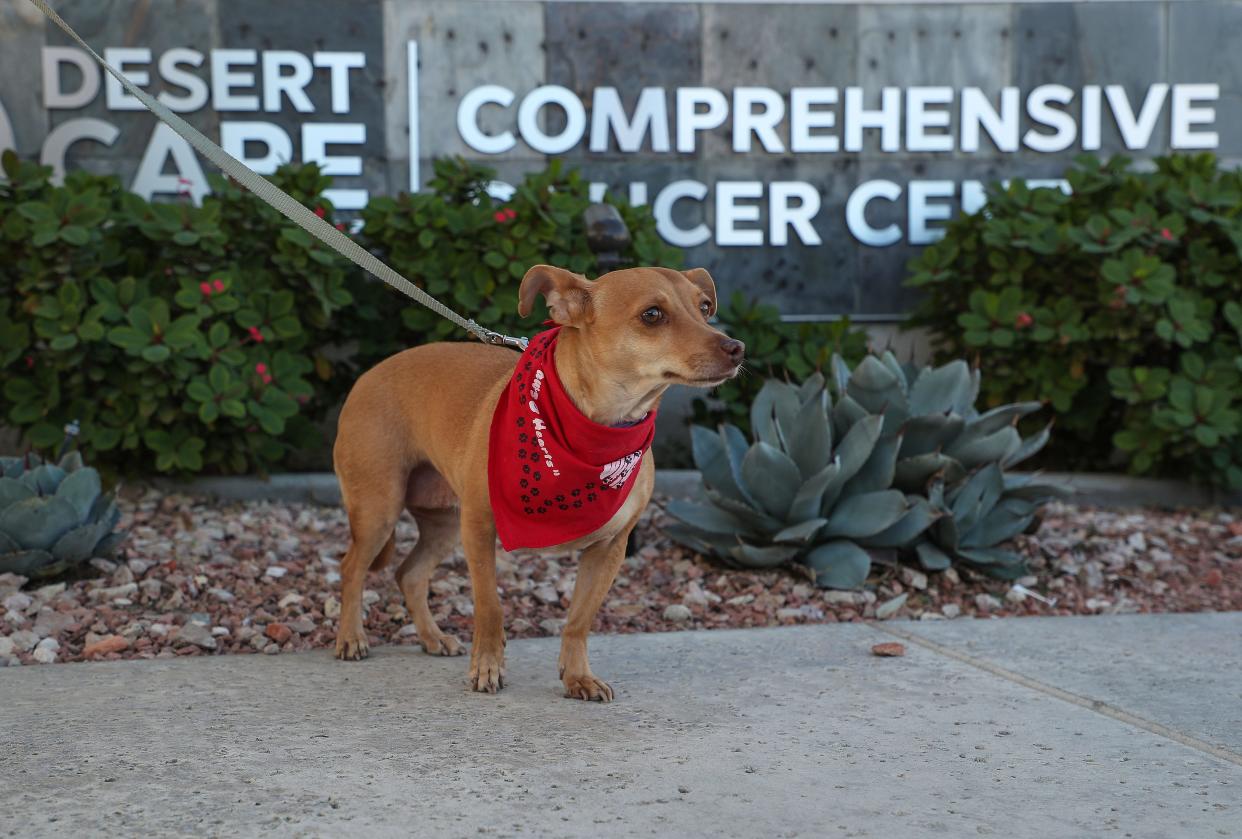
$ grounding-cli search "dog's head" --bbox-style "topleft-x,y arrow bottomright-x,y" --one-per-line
518,264 -> 745,389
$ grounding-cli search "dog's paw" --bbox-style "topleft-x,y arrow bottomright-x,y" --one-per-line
468,652 -> 506,693
562,672 -> 614,703
335,636 -> 369,661
421,633 -> 465,657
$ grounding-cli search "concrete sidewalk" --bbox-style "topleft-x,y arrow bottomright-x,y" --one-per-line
3,615 -> 1240,838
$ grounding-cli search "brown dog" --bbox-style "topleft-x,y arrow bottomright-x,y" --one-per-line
331,265 -> 744,700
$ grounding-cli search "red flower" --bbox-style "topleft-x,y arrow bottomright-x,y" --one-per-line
255,362 -> 268,375
212,278 -> 225,293
314,206 -> 326,218
262,373 -> 273,385
493,210 -> 508,223
1015,312 -> 1034,329
24,356 -> 34,369
504,208 -> 517,220
1160,227 -> 1173,241
248,326 -> 265,343
199,281 -> 213,296
335,222 -> 346,232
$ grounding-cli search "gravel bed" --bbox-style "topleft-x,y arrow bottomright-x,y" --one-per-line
1,491 -> 1239,666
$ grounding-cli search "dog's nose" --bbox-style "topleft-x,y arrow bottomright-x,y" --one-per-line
720,338 -> 745,364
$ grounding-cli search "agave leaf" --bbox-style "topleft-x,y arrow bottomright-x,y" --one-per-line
50,520 -> 109,565
915,541 -> 953,570
879,351 -> 909,393
0,477 -> 35,513
719,424 -> 755,503
840,434 -> 903,499
704,487 -> 783,531
945,426 -> 1022,470
898,413 -> 965,458
741,442 -> 802,519
20,464 -> 67,495
0,531 -> 19,552
0,496 -> 80,550
58,451 -> 85,473
956,547 -> 1028,577
750,380 -> 801,450
665,499 -> 754,537
833,415 -> 883,487
55,467 -> 101,523
908,360 -> 975,416
730,542 -> 798,568
788,460 -> 841,522
893,452 -> 959,492
0,549 -> 57,576
949,464 -> 1004,535
860,497 -> 939,548
1003,421 -> 1054,469
787,391 -> 832,479
0,457 -> 22,478
93,492 -> 122,527
967,402 -> 1043,436
692,426 -> 748,504
772,517 -> 827,544
845,356 -> 906,416
960,497 -> 1037,548
805,540 -> 871,589
823,490 -> 908,539
663,523 -> 739,559
830,354 -> 852,397
832,394 -> 869,437
796,372 -> 827,405
94,530 -> 127,558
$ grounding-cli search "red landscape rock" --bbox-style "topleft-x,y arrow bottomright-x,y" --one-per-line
871,642 -> 906,657
264,623 -> 293,644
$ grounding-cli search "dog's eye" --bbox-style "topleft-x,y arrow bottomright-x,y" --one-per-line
641,307 -> 663,324
699,301 -> 712,317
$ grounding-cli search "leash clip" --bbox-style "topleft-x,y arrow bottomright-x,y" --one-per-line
484,331 -> 530,352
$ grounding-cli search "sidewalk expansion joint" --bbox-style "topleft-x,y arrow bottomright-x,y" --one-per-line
868,621 -> 1242,768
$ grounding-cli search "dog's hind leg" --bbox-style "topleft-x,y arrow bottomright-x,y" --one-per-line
397,506 -> 465,657
335,482 -> 404,662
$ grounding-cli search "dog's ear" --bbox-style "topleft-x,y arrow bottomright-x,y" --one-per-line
518,264 -> 594,326
683,268 -> 717,316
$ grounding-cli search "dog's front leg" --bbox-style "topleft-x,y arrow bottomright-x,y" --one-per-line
461,506 -> 506,693
558,527 -> 631,702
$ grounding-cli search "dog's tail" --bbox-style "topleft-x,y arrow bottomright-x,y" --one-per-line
370,532 -> 397,571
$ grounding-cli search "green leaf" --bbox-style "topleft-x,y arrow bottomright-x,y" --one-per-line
824,490 -> 908,538
59,225 -> 89,245
805,541 -> 871,589
740,441 -> 802,518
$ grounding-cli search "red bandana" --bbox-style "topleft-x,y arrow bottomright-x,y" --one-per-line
488,327 -> 656,551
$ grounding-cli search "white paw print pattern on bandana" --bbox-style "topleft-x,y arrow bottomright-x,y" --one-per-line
599,451 -> 643,489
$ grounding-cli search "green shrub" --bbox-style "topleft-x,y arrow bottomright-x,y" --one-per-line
690,292 -> 869,434
362,157 -> 682,343
0,154 -> 682,477
0,151 -> 373,477
906,153 -> 1242,488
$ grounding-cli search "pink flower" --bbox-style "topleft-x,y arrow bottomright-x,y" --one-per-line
1015,312 -> 1033,329
335,222 -> 346,232
248,326 -> 265,343
314,206 -> 326,218
212,278 -> 225,293
504,208 -> 517,220
255,362 -> 268,374
1160,227 -> 1173,241
493,210 -> 508,223
199,282 -> 212,296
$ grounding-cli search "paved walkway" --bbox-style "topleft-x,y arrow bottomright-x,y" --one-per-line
3,614 -> 1240,838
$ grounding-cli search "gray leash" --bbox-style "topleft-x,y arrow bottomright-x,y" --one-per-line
28,0 -> 528,352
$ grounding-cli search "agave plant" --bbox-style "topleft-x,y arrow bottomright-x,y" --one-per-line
0,451 -> 125,579
828,353 -> 1068,579
667,354 -> 1068,588
665,373 -> 939,589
